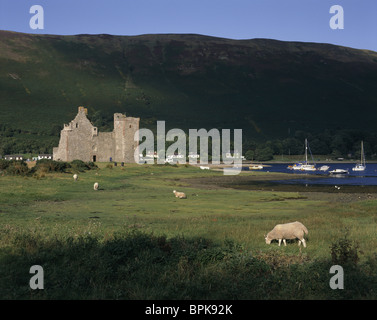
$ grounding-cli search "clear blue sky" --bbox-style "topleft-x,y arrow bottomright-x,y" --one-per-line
1,0 -> 376,51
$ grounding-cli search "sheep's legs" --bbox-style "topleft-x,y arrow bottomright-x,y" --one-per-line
278,239 -> 281,246
283,239 -> 287,246
298,239 -> 307,248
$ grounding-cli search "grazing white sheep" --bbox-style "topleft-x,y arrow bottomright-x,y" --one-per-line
265,221 -> 308,247
200,166 -> 210,170
173,190 -> 187,199
73,174 -> 78,181
94,182 -> 99,191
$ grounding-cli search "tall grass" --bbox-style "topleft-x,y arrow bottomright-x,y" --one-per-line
1,164 -> 377,299
1,226 -> 376,299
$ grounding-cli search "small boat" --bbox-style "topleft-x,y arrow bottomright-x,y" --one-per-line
299,164 -> 316,171
353,164 -> 366,171
319,165 -> 330,172
288,139 -> 317,171
287,163 -> 303,170
249,164 -> 263,170
288,163 -> 316,171
329,169 -> 349,175
352,141 -> 366,172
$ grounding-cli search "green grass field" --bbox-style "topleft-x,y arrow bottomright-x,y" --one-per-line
1,163 -> 376,299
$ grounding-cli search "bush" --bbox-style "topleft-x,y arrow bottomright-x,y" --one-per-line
0,159 -> 10,170
33,159 -> 71,173
4,161 -> 30,176
71,160 -> 97,172
330,229 -> 361,267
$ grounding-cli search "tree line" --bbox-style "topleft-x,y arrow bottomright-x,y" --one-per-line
243,129 -> 377,161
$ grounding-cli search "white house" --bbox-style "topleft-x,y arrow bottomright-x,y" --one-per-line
38,154 -> 53,160
4,155 -> 24,161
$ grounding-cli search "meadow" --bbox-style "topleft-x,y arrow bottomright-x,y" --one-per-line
0,162 -> 376,299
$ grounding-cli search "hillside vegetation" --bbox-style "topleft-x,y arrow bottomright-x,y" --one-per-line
1,31 -> 377,155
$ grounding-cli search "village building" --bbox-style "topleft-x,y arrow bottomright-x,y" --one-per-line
4,155 -> 24,161
53,107 -> 140,163
38,154 -> 53,160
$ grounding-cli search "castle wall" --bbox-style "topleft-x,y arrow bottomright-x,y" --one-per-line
94,132 -> 115,162
53,107 -> 139,163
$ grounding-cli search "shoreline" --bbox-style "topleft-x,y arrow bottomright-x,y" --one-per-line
179,170 -> 377,203
191,160 -> 377,169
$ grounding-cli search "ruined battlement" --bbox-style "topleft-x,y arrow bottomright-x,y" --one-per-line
78,106 -> 88,114
114,113 -> 127,121
53,107 -> 139,163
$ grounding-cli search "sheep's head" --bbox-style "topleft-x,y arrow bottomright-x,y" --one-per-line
264,234 -> 271,244
173,190 -> 176,194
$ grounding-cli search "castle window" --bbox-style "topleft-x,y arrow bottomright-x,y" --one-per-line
76,123 -> 78,128
129,125 -> 132,128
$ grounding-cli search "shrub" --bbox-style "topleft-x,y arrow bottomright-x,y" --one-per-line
70,160 -> 97,172
33,159 -> 71,173
87,162 -> 97,169
330,229 -> 361,267
4,161 -> 30,176
0,159 -> 10,170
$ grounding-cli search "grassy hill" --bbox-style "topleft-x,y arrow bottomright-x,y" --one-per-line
1,30 -> 377,154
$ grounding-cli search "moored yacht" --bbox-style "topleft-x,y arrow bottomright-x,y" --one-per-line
352,141 -> 366,172
287,139 -> 317,171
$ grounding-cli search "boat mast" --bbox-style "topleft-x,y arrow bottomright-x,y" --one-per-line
305,139 -> 308,164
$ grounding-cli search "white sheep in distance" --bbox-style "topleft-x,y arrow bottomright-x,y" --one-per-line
265,221 -> 308,247
173,190 -> 187,199
73,174 -> 78,181
94,182 -> 99,191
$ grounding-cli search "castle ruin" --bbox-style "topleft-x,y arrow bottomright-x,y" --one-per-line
53,107 -> 139,163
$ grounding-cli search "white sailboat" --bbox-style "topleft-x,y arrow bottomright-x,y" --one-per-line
287,139 -> 316,171
352,141 -> 366,171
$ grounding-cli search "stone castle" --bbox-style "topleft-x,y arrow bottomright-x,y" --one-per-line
53,107 -> 140,163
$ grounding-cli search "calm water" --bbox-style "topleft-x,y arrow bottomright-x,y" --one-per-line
245,163 -> 377,186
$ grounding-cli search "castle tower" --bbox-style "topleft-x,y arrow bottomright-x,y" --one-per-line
53,106 -> 94,162
114,113 -> 140,163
